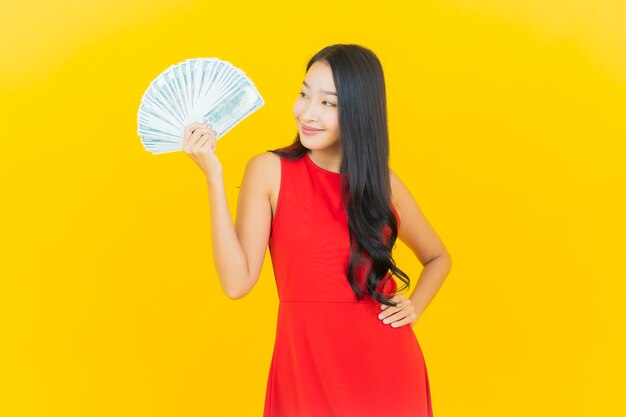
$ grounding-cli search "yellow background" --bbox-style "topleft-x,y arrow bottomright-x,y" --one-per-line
1,0 -> 625,416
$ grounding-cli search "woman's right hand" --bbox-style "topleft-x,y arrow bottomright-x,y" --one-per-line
183,119 -> 222,179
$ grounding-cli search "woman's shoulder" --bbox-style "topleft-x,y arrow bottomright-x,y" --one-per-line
246,151 -> 281,174
242,152 -> 282,197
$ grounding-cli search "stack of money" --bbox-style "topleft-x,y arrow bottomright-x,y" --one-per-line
137,57 -> 264,155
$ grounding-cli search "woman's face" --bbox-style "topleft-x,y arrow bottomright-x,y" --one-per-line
293,61 -> 340,152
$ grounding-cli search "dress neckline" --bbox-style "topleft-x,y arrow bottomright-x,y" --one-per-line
304,152 -> 341,176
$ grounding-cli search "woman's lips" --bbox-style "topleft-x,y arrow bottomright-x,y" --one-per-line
301,125 -> 325,135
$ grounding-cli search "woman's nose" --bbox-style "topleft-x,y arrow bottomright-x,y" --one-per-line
301,101 -> 319,121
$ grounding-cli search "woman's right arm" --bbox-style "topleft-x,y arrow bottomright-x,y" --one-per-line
183,121 -> 273,299
206,154 -> 273,299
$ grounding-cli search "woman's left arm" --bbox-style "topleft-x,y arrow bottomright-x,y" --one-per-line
386,170 -> 452,323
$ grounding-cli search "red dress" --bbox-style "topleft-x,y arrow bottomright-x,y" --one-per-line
264,151 -> 433,417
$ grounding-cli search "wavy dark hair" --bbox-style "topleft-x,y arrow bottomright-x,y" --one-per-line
267,44 -> 410,307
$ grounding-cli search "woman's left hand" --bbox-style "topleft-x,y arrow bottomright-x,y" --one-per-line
378,294 -> 419,328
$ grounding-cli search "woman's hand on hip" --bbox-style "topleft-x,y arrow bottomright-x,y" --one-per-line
378,294 -> 419,328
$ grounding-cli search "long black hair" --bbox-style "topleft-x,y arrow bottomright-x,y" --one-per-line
268,43 -> 410,307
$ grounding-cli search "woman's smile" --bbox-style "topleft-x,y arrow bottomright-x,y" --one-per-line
301,124 -> 325,135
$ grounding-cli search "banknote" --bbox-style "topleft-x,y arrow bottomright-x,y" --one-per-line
137,57 -> 264,154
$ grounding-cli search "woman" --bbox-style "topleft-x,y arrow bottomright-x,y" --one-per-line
183,44 -> 452,417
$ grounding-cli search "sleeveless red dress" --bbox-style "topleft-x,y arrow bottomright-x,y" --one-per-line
264,151 -> 433,417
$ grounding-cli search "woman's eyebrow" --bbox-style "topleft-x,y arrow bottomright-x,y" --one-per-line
302,80 -> 337,96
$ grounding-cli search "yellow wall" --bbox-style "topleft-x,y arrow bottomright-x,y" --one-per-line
1,1 -> 624,416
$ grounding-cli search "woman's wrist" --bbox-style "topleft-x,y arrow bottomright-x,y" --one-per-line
205,172 -> 223,187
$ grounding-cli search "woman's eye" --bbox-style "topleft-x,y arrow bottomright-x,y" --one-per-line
299,91 -> 336,107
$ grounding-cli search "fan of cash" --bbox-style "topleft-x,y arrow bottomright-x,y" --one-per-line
137,57 -> 265,155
